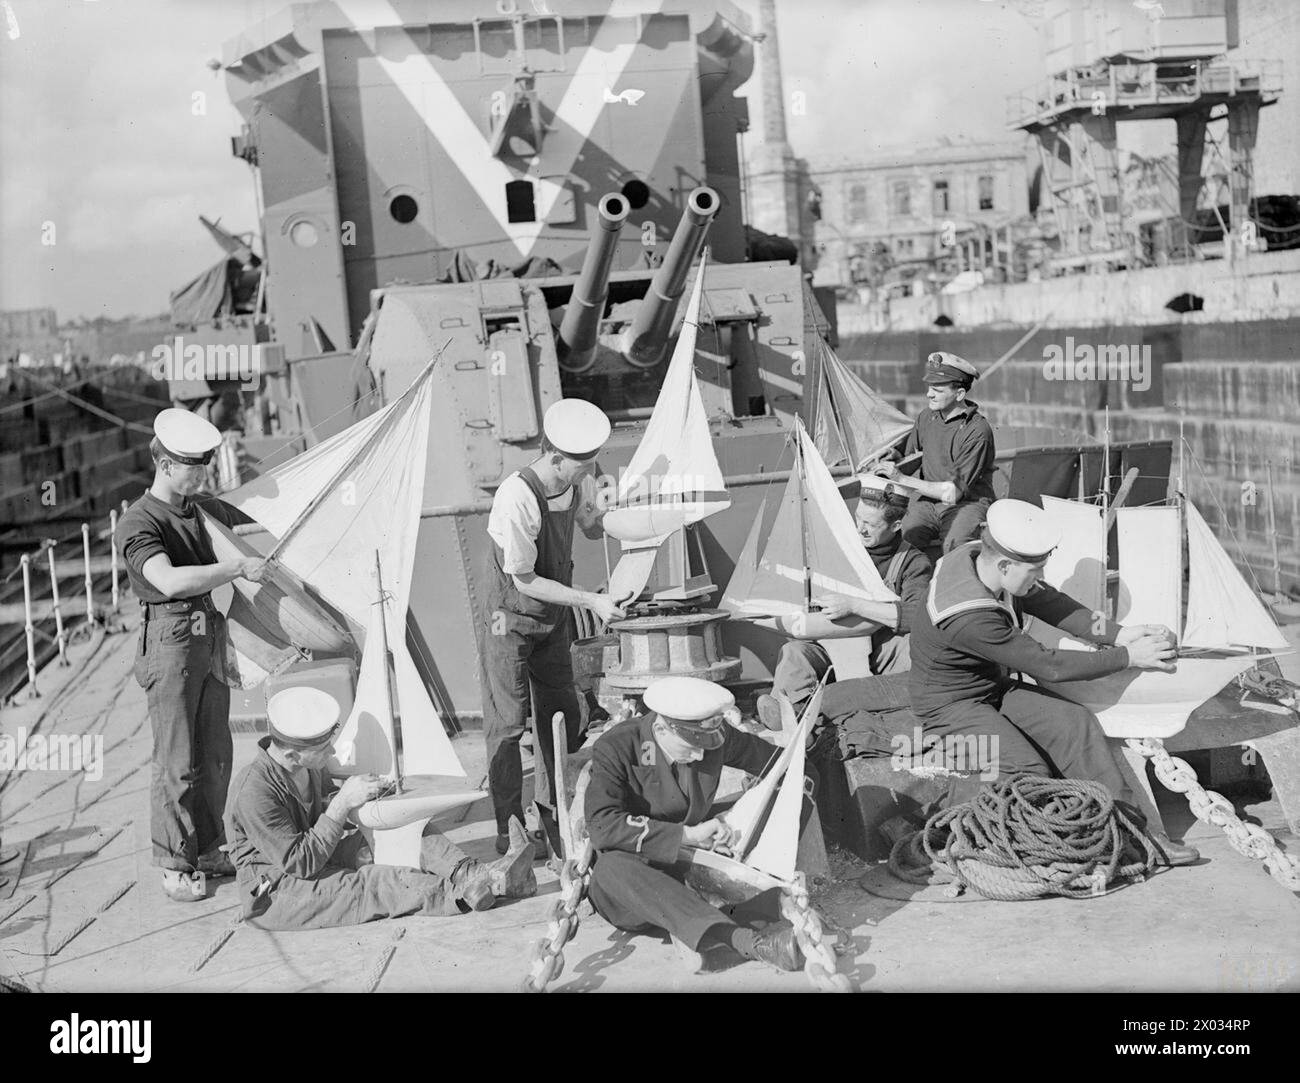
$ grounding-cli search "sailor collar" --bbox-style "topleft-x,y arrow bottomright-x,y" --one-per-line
926,541 -> 1019,627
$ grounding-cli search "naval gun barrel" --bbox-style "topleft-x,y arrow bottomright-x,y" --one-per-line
557,193 -> 631,373
621,186 -> 720,369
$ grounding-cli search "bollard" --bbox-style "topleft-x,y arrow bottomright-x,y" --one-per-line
109,509 -> 120,612
47,543 -> 69,667
82,523 -> 97,626
21,554 -> 39,698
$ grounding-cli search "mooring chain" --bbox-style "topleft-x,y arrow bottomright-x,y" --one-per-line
781,873 -> 853,993
1126,738 -> 1300,891
522,837 -> 594,993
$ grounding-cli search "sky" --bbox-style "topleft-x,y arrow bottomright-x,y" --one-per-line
0,0 -> 1049,321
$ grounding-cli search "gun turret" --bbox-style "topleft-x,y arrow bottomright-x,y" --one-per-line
556,193 -> 631,373
621,187 -> 720,368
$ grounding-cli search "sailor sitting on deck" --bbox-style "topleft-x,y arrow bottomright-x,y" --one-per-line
584,677 -> 806,972
755,478 -> 932,732
874,351 -> 996,556
908,499 -> 1199,866
228,688 -> 536,931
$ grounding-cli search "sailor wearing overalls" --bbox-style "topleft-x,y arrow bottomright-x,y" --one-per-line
756,478 -> 932,731
116,409 -> 267,902
478,399 -> 625,857
908,499 -> 1198,865
876,351 -> 996,556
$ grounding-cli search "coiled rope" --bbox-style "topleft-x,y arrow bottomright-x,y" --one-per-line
888,775 -> 1160,901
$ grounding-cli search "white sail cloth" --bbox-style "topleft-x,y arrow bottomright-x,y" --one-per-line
721,417 -> 896,619
223,367 -> 465,778
810,335 -> 913,471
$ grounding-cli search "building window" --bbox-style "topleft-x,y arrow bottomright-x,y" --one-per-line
847,183 -> 868,225
890,180 -> 911,218
933,179 -> 949,215
894,237 -> 914,256
978,175 -> 994,211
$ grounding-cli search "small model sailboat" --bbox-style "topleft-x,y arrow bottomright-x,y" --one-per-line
809,334 -> 913,472
685,681 -> 827,900
212,356 -> 484,864
603,251 -> 731,602
720,416 -> 897,639
1028,493 -> 1291,738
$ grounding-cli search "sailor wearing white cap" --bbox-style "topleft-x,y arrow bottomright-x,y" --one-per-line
115,408 -> 271,902
478,398 -> 626,860
907,499 -> 1197,865
874,350 -> 996,556
582,676 -> 808,973
227,688 -> 536,929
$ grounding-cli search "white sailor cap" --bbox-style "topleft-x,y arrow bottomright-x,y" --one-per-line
154,408 -> 222,465
542,399 -> 611,461
982,499 -> 1061,565
924,351 -> 979,387
643,676 -> 734,750
266,686 -> 341,750
856,473 -> 909,511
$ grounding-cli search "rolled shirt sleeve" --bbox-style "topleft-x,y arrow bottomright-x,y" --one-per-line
486,474 -> 542,576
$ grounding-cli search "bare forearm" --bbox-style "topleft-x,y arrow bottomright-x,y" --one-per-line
146,560 -> 246,599
513,573 -> 596,610
896,476 -> 958,503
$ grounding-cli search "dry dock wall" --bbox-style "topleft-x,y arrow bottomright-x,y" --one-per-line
842,319 -> 1300,593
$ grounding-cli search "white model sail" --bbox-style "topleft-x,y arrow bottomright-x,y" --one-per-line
721,417 -> 896,618
1114,506 -> 1181,631
811,335 -> 913,471
1040,497 -> 1289,738
722,681 -> 825,882
603,252 -> 729,547
220,362 -> 468,780
1182,500 -> 1289,651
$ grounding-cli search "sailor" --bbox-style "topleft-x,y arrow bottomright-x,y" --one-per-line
755,478 -> 932,730
228,688 -> 535,930
584,677 -> 806,972
875,351 -> 996,555
478,398 -> 626,859
908,499 -> 1198,864
116,408 -> 268,902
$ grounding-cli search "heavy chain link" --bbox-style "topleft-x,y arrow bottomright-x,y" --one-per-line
780,873 -> 854,993
1126,738 -> 1300,891
522,837 -> 594,993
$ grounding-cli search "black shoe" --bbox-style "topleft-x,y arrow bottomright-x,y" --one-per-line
1150,832 -> 1200,867
749,919 -> 804,973
494,833 -> 509,856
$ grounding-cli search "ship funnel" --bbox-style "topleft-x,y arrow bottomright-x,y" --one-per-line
557,193 -> 631,373
621,186 -> 719,369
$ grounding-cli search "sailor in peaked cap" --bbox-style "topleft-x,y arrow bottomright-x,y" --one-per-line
153,407 -> 223,465
228,690 -> 537,931
478,397 -> 623,859
904,497 -> 1196,865
874,350 -> 997,556
115,407 -> 269,903
581,677 -> 811,972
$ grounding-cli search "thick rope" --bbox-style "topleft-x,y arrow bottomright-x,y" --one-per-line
888,775 -> 1160,901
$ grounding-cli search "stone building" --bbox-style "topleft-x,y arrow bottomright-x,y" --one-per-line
807,141 -> 1032,292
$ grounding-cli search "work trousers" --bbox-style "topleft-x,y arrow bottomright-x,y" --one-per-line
921,683 -> 1137,806
134,610 -> 231,872
480,610 -> 581,835
901,498 -> 989,555
245,831 -> 474,931
773,635 -> 911,715
588,850 -> 784,950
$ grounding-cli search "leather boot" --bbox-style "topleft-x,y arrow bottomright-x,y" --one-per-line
1150,832 -> 1200,867
749,919 -> 804,972
488,817 -> 537,899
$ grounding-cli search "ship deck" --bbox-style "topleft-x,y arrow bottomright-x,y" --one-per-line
2,610 -> 1298,994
